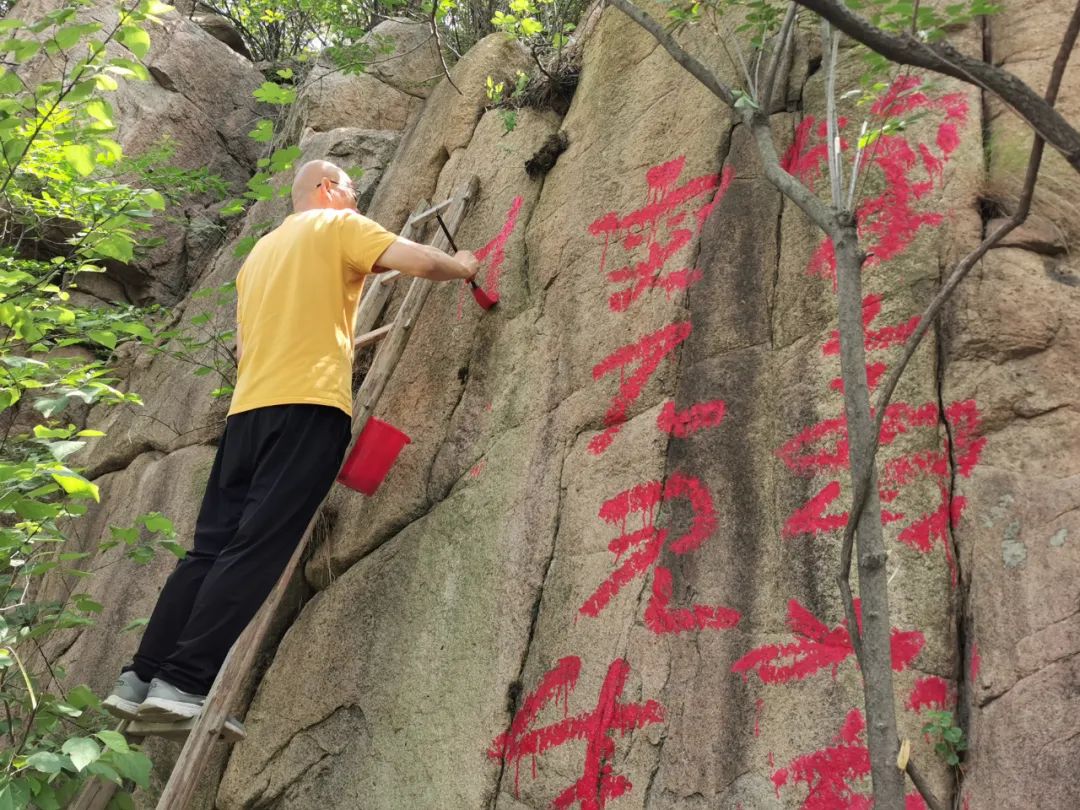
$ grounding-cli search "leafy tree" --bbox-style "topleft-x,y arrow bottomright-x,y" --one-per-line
0,1 -> 225,805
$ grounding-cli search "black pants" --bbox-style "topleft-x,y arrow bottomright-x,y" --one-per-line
126,404 -> 351,694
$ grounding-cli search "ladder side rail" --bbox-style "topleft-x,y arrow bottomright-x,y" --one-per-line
352,198 -> 429,337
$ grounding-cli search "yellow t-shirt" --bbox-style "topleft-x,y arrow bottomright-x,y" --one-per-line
228,208 -> 398,418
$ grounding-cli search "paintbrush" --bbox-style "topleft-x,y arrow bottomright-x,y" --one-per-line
434,212 -> 498,310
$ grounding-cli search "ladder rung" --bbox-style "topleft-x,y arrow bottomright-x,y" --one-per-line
127,716 -> 246,743
354,322 -> 394,348
405,197 -> 454,227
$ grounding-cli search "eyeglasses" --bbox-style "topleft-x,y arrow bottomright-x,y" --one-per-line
319,178 -> 355,196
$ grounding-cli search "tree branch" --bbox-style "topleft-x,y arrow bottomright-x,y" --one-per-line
761,2 -> 797,114
906,757 -> 947,810
792,0 -> 1080,172
838,0 -> 1080,586
605,0 -> 736,106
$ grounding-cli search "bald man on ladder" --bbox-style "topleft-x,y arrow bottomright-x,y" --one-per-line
103,160 -> 480,721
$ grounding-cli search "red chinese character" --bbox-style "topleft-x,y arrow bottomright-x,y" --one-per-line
588,156 -> 732,312
588,321 -> 692,455
778,400 -> 985,582
732,599 -> 923,685
781,77 -> 968,284
580,472 -> 741,634
488,656 -> 664,810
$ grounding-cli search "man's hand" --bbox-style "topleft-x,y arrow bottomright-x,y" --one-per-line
454,250 -> 481,281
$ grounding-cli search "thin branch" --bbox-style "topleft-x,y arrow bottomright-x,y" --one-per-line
792,0 -> 1080,172
905,757 -> 947,810
430,6 -> 462,95
822,20 -> 843,209
761,2 -> 798,114
838,0 -> 1080,615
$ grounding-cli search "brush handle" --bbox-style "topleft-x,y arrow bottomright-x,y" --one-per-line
435,211 -> 483,292
434,212 -> 459,253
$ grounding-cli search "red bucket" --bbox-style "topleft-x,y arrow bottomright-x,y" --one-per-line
337,418 -> 412,496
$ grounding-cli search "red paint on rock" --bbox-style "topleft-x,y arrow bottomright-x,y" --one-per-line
970,642 -> 981,683
580,472 -> 741,634
778,400 -> 985,582
772,709 -> 930,809
588,322 -> 692,455
488,657 -> 664,810
588,158 -> 731,314
781,78 -> 969,285
906,676 -> 951,713
771,708 -> 871,809
732,599 -> 923,684
657,399 -> 727,437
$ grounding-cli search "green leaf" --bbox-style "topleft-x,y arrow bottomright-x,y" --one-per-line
109,750 -> 152,786
248,119 -> 274,142
142,513 -> 173,533
54,24 -> 84,49
90,235 -> 133,263
107,791 -> 135,810
12,497 -> 61,520
45,440 -> 84,460
84,99 -> 114,127
95,730 -> 130,753
88,330 -> 118,349
67,684 -> 100,709
120,617 -> 149,632
52,471 -> 100,501
269,145 -> 302,173
62,737 -> 101,771
252,81 -> 296,105
118,25 -> 151,59
62,144 -> 95,176
23,751 -> 66,775
140,188 -> 165,210
0,68 -> 22,94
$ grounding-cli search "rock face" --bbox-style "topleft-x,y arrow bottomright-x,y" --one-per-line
36,1 -> 1079,808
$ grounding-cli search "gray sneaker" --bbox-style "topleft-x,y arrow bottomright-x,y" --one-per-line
137,678 -> 207,722
103,671 -> 151,720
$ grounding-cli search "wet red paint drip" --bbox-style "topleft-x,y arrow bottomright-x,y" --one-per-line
580,472 -> 741,634
970,642 -> 981,683
588,321 -> 692,455
488,657 -> 664,810
457,195 -> 523,317
906,676 -> 951,713
777,401 -> 985,582
772,709 -> 930,809
731,599 -> 923,685
781,78 -> 969,284
656,399 -> 726,437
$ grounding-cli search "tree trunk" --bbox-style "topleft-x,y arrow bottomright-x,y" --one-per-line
833,219 -> 905,809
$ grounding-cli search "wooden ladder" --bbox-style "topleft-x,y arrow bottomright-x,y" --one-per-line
71,176 -> 479,810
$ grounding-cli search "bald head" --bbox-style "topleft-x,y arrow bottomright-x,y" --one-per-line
292,160 -> 356,212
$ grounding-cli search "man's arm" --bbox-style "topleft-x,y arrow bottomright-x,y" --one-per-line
374,236 -> 480,282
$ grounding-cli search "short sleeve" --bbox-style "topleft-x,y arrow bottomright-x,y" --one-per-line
339,211 -> 399,277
